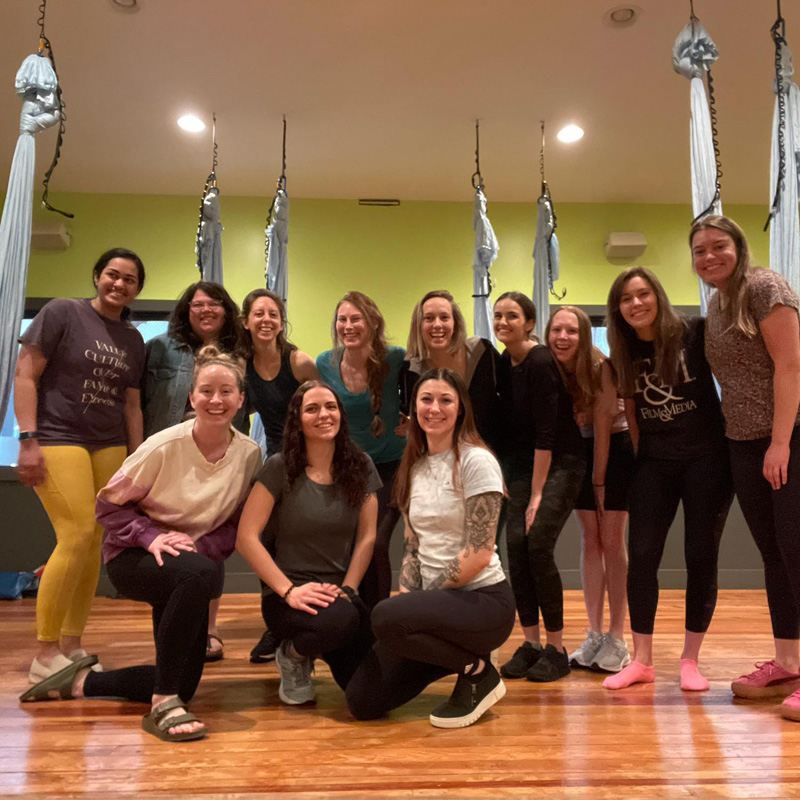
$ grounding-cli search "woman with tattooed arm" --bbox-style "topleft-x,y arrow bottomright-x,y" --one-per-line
345,368 -> 515,728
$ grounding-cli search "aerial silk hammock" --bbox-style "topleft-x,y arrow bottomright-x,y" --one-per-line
532,122 -> 565,342
470,121 -> 499,345
265,116 -> 289,303
0,0 -> 69,427
196,113 -> 223,284
672,0 -> 723,313
765,1 -> 800,292
252,117 -> 291,457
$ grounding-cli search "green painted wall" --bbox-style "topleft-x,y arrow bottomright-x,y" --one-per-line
26,192 -> 771,358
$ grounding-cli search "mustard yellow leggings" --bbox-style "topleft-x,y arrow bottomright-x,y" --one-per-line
34,445 -> 127,642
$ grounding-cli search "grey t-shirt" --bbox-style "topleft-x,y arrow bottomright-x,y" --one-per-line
256,452 -> 382,586
20,298 -> 146,448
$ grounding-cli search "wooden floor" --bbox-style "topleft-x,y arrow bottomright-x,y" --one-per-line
2,590 -> 799,799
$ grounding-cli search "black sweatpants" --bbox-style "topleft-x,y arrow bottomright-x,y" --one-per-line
729,427 -> 800,640
261,592 -> 375,690
345,581 -> 515,720
626,450 -> 733,635
505,454 -> 586,631
83,548 -> 223,704
359,459 -> 402,609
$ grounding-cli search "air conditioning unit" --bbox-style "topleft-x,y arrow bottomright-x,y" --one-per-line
604,231 -> 646,259
31,222 -> 72,250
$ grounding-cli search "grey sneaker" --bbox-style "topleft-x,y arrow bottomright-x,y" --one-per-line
569,630 -> 604,668
275,640 -> 316,705
592,633 -> 631,673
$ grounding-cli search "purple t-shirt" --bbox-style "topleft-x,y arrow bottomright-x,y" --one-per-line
20,298 -> 146,448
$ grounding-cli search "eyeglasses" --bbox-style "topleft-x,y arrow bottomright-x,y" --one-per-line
190,301 -> 223,311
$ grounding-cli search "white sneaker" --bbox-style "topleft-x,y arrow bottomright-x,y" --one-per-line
592,633 -> 631,673
275,641 -> 315,705
569,630 -> 604,668
28,653 -> 74,685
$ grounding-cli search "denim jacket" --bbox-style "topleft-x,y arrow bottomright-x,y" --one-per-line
142,334 -> 250,438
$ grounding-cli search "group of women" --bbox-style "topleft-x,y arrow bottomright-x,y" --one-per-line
13,214 -> 800,742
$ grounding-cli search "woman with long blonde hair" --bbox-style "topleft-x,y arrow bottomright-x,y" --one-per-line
545,306 -> 634,673
316,291 -> 405,608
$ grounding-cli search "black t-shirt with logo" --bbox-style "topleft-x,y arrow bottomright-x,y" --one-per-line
629,316 -> 726,460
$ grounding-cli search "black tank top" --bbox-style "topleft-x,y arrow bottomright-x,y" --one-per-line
246,351 -> 300,457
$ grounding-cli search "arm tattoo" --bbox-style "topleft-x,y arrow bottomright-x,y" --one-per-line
398,524 -> 422,591
428,492 -> 502,590
464,492 -> 502,554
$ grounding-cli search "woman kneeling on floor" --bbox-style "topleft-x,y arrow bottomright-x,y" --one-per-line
236,381 -> 380,705
346,368 -> 516,729
20,347 -> 262,742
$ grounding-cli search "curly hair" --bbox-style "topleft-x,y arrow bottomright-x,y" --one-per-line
330,291 -> 391,438
168,281 -> 243,354
392,368 -> 489,513
282,381 -> 371,509
240,288 -> 297,358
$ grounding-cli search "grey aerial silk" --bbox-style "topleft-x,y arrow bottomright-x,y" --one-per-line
266,189 -> 289,303
673,17 -> 721,312
197,186 -> 223,285
0,54 -> 60,426
472,187 -> 498,344
532,194 -> 559,342
769,43 -> 800,291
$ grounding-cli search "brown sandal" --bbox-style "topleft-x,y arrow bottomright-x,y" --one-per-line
141,697 -> 207,742
19,655 -> 98,702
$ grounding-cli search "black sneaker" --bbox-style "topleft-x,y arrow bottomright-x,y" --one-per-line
250,629 -> 279,663
525,644 -> 570,682
429,663 -> 506,729
499,641 -> 543,679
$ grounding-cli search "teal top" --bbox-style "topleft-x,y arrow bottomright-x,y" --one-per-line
316,345 -> 407,465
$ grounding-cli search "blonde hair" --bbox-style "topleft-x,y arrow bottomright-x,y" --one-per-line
406,290 -> 468,360
690,215 -> 758,337
545,306 -> 604,410
191,344 -> 245,391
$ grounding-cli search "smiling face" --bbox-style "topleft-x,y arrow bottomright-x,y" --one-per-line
420,297 -> 455,353
189,364 -> 244,426
691,228 -> 738,290
548,309 -> 581,366
618,276 -> 658,339
244,295 -> 283,347
93,258 -> 141,310
494,297 -> 533,345
415,378 -> 459,442
188,288 -> 226,344
300,386 -> 341,441
336,301 -> 372,349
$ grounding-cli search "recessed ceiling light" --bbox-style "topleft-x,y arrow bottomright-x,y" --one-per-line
602,4 -> 642,28
557,125 -> 584,143
177,114 -> 206,133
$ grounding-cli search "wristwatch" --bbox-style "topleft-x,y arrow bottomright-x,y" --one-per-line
341,585 -> 358,599
18,431 -> 40,441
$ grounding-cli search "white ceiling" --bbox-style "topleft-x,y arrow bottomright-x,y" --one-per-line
0,0 -> 791,203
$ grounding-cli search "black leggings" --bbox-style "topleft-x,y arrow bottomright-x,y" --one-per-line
358,459 -> 402,609
505,454 -> 586,631
345,581 -> 515,720
83,548 -> 223,704
261,592 -> 375,690
627,451 -> 733,635
729,427 -> 800,640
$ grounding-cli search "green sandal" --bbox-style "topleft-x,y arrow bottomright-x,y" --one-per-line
19,655 -> 98,702
142,697 -> 207,743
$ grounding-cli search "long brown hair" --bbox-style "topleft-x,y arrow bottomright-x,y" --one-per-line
690,214 -> 757,337
330,291 -> 390,437
392,368 -> 489,513
240,288 -> 297,358
281,381 -> 371,508
406,290 -> 468,360
545,306 -> 604,410
606,267 -> 686,397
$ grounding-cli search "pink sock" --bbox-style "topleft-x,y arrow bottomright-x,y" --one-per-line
603,660 -> 655,690
680,659 -> 709,691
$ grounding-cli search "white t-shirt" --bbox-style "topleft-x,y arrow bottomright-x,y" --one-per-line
408,444 -> 506,591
